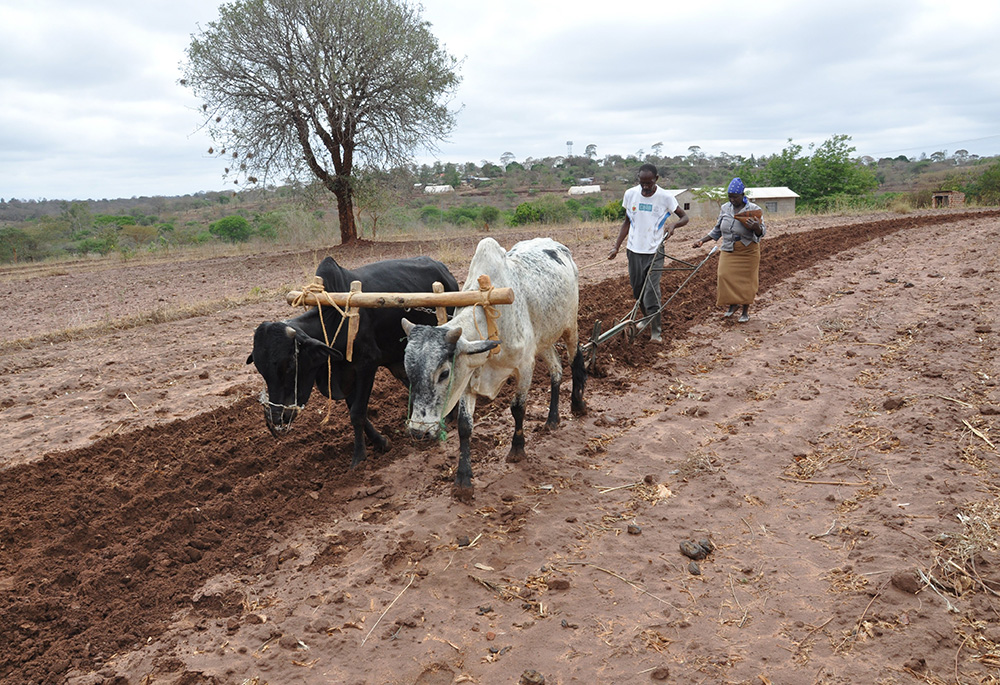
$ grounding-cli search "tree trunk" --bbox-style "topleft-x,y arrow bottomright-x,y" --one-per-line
331,175 -> 357,244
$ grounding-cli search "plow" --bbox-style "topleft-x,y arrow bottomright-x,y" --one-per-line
579,245 -> 718,371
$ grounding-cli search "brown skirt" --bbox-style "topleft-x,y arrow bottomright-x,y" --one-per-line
717,241 -> 760,306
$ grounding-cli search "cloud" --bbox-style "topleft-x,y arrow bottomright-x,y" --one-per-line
1,0 -> 999,200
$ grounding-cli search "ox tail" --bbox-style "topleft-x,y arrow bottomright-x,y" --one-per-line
570,345 -> 588,416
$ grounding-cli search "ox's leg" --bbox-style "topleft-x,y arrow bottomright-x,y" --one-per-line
541,345 -> 564,430
343,396 -> 375,468
507,370 -> 531,463
453,393 -> 476,502
347,367 -> 388,468
570,345 -> 588,416
562,326 -> 588,416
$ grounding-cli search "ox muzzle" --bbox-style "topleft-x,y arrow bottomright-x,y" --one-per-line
259,389 -> 302,437
406,418 -> 442,442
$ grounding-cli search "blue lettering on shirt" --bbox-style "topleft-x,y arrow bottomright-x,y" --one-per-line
638,203 -> 652,212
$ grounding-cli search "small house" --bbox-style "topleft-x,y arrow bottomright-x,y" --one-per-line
745,187 -> 799,214
932,190 -> 965,209
661,188 -> 710,219
567,185 -> 602,195
662,186 -> 799,221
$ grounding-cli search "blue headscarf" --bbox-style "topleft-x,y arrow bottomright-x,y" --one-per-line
727,177 -> 745,194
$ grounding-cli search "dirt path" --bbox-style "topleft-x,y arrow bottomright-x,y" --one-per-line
2,210 -> 1000,684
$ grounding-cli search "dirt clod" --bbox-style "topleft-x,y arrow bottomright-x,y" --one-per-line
519,670 -> 545,685
890,570 -> 921,594
680,540 -> 710,560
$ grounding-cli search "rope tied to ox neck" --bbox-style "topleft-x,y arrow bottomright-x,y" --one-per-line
290,280 -> 358,426
470,284 -> 502,357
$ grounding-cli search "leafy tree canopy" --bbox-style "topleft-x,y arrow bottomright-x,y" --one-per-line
738,134 -> 878,207
209,215 -> 252,243
965,160 -> 1000,205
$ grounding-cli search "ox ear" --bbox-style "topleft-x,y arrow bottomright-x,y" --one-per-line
301,336 -> 344,362
457,338 -> 500,357
246,353 -> 254,365
401,317 -> 415,336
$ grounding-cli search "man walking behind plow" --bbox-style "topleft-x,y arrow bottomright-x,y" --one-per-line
607,163 -> 689,342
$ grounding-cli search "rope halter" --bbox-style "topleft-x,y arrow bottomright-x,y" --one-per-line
258,335 -> 303,432
289,281 -> 357,426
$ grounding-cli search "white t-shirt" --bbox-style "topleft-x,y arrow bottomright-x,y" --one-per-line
622,185 -> 679,254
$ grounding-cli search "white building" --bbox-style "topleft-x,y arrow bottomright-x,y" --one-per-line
423,185 -> 455,194
663,186 -> 799,220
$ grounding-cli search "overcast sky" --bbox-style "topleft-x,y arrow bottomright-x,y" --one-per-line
2,0 -> 999,201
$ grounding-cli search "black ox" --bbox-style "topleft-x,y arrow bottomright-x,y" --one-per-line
247,255 -> 459,466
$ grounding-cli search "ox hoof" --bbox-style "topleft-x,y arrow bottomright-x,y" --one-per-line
373,436 -> 390,453
506,447 -> 526,464
572,400 -> 588,417
452,483 -> 475,503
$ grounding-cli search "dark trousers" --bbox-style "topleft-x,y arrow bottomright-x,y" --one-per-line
627,248 -> 664,336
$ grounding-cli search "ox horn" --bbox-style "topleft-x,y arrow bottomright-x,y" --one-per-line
445,327 -> 463,344
401,318 -> 415,336
284,326 -> 297,339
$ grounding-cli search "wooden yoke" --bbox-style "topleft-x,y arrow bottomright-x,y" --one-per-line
345,281 -> 361,361
287,275 -> 514,361
477,274 -> 502,356
432,282 -> 447,324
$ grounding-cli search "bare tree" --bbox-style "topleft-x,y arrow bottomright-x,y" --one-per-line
181,0 -> 461,243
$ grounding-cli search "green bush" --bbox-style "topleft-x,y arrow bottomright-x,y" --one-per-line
93,214 -> 137,227
601,200 -> 625,222
0,227 -> 44,262
75,235 -> 117,255
965,160 -> 1000,205
909,189 -> 933,208
480,205 -> 500,228
509,202 -> 543,226
419,205 -> 444,224
444,204 -> 480,224
507,197 -> 575,226
252,212 -> 280,240
209,215 -> 252,242
122,224 -> 158,246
